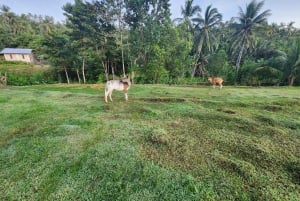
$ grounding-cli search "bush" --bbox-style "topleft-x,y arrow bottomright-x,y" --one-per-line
7,71 -> 55,86
3,67 -> 55,86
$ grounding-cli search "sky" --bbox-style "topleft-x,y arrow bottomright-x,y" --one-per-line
1,0 -> 300,28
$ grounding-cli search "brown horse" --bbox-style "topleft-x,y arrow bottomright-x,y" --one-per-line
208,77 -> 223,89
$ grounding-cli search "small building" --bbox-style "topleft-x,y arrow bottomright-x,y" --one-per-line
0,48 -> 34,63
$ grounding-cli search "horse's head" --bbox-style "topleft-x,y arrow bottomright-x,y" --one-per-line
121,76 -> 131,86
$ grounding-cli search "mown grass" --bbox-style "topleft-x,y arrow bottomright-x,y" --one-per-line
0,84 -> 299,200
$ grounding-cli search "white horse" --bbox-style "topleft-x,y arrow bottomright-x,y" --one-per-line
104,77 -> 131,102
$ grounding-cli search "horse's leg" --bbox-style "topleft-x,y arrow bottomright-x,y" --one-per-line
105,89 -> 109,103
109,90 -> 113,101
124,92 -> 128,101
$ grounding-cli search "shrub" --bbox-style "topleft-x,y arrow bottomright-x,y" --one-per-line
4,67 -> 55,86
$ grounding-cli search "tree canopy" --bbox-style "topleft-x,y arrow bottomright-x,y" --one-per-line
0,0 -> 299,85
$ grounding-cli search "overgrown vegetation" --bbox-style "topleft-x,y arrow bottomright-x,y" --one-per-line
0,60 -> 55,85
0,0 -> 300,85
0,85 -> 299,200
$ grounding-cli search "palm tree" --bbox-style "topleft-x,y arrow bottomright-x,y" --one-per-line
286,38 -> 300,86
42,16 -> 55,35
172,0 -> 202,77
173,0 -> 200,32
286,22 -> 297,37
193,5 -> 222,53
232,0 -> 271,73
191,5 -> 222,77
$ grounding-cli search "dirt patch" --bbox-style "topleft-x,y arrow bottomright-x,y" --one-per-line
217,108 -> 236,114
263,105 -> 283,112
141,97 -> 201,103
89,84 -> 105,89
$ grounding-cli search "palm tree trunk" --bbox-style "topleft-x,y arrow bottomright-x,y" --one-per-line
191,55 -> 199,77
288,75 -> 295,86
199,63 -> 206,78
191,64 -> 197,77
236,42 -> 245,73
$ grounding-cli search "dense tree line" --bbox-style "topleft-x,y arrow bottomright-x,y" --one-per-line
1,0 -> 300,85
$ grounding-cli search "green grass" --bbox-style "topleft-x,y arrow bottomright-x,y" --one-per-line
0,84 -> 299,200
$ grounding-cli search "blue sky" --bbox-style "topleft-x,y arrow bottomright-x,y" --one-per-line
1,0 -> 300,27
170,0 -> 300,28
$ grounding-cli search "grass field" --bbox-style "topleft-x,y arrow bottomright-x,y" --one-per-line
0,84 -> 299,200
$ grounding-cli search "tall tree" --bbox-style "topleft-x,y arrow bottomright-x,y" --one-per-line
0,5 -> 17,48
193,5 -> 222,53
124,0 -> 171,70
63,0 -> 115,82
231,0 -> 271,73
173,0 -> 200,32
116,0 -> 126,77
0,5 -> 12,26
42,31 -> 73,84
285,38 -> 300,86
165,25 -> 194,81
192,4 -> 222,77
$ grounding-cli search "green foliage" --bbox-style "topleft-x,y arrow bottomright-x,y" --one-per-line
165,25 -> 194,80
285,38 -> 300,85
254,66 -> 283,85
207,49 -> 229,77
1,1 -> 300,85
97,73 -> 107,83
6,70 -> 54,86
143,45 -> 169,84
0,59 -> 33,68
238,59 -> 284,85
231,0 -> 271,72
0,60 -> 55,85
238,59 -> 259,85
193,5 -> 222,54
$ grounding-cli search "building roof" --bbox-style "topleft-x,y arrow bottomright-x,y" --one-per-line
0,48 -> 32,54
